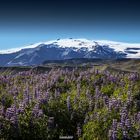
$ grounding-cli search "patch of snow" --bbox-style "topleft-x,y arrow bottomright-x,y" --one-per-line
0,42 -> 43,54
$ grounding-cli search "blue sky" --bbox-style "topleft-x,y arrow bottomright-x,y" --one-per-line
0,0 -> 140,50
1,23 -> 140,50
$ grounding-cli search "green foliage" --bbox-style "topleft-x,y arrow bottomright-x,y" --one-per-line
101,84 -> 114,96
0,93 -> 13,108
82,108 -> 112,140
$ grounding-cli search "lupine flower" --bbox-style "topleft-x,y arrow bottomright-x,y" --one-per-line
6,107 -> 15,119
0,67 -> 140,139
18,103 -> 25,114
77,83 -> 81,97
10,115 -> 18,125
66,96 -> 71,111
77,125 -> 82,138
125,119 -> 131,129
112,119 -> 117,130
32,104 -> 40,117
112,130 -> 117,140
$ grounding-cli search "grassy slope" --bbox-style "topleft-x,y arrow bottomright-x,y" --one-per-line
0,59 -> 140,74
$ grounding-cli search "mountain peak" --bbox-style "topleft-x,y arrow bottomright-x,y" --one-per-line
1,38 -> 140,54
0,38 -> 140,66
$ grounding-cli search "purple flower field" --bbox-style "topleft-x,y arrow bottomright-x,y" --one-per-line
0,68 -> 140,139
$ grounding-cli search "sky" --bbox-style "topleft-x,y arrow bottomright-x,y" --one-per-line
0,0 -> 140,50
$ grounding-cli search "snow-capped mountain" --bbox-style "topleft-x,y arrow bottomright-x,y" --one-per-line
0,38 -> 140,66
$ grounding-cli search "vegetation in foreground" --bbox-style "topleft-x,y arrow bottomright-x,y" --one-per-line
0,66 -> 140,139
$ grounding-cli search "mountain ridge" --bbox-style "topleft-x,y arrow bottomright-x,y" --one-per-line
0,38 -> 140,66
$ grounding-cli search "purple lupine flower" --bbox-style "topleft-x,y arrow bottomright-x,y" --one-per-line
125,119 -> 131,129
137,112 -> 140,122
103,96 -> 109,106
77,125 -> 82,138
34,87 -> 39,99
108,100 -> 113,112
18,103 -> 25,114
6,107 -> 15,119
10,115 -> 18,125
54,89 -> 60,98
38,109 -> 43,117
66,96 -> 71,111
112,119 -> 117,130
120,113 -> 126,125
112,130 -> 117,140
95,69 -> 99,75
77,83 -> 81,97
32,104 -> 39,117
95,86 -> 100,99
